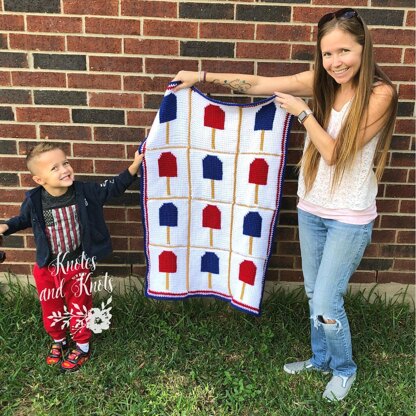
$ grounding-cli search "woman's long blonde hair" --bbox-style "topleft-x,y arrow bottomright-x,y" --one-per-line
301,13 -> 398,192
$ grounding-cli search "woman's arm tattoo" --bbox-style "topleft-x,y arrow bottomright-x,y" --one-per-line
212,78 -> 252,93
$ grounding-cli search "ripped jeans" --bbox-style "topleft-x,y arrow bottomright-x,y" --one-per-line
298,209 -> 373,378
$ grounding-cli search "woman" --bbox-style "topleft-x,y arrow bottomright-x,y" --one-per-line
172,8 -> 397,401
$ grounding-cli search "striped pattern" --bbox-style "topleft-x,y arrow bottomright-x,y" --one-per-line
44,205 -> 81,254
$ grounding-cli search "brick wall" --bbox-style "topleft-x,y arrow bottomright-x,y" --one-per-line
0,0 -> 414,285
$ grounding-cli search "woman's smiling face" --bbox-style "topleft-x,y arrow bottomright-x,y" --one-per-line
320,28 -> 363,88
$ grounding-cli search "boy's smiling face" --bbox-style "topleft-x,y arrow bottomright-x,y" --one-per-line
31,148 -> 75,196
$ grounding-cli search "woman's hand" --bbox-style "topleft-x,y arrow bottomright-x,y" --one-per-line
172,70 -> 199,92
274,91 -> 310,117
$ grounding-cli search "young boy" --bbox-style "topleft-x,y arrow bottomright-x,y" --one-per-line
0,143 -> 143,372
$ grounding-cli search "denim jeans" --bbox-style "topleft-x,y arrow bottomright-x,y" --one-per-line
298,208 -> 373,377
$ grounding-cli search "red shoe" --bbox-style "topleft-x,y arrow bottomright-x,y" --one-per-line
61,347 -> 91,372
46,341 -> 68,366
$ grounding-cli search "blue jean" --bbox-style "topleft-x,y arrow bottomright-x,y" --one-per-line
298,208 -> 373,377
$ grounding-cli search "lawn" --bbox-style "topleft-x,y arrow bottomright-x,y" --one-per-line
0,277 -> 414,416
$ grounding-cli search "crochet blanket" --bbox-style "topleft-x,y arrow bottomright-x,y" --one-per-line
139,82 -> 292,315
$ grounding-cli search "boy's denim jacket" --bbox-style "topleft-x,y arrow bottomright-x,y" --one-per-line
4,169 -> 136,267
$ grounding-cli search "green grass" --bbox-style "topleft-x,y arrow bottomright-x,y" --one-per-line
0,278 -> 414,416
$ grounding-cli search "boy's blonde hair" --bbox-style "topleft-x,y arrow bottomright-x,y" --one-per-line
26,142 -> 66,173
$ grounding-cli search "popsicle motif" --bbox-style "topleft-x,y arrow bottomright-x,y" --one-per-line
239,260 -> 257,300
159,93 -> 177,145
254,102 -> 276,151
204,104 -> 225,149
158,152 -> 177,196
159,250 -> 177,290
159,203 -> 178,244
201,252 -> 219,289
202,205 -> 221,247
202,155 -> 223,199
243,212 -> 262,255
248,158 -> 269,205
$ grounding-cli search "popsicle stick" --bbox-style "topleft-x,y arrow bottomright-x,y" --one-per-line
208,272 -> 212,289
166,272 -> 169,290
254,185 -> 259,205
167,177 -> 171,195
249,236 -> 253,255
211,128 -> 216,149
167,226 -> 170,244
166,121 -> 170,144
260,130 -> 265,151
209,228 -> 213,247
240,282 -> 246,300
211,180 -> 215,199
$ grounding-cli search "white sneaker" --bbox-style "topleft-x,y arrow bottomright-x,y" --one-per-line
283,359 -> 330,375
322,374 -> 356,401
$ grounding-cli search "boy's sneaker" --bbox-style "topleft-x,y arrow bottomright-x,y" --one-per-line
283,359 -> 330,375
322,374 -> 356,401
61,347 -> 91,372
46,341 -> 68,366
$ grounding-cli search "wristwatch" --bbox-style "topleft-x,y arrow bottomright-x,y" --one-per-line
297,109 -> 313,124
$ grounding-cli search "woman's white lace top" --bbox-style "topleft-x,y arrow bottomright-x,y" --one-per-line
297,101 -> 380,210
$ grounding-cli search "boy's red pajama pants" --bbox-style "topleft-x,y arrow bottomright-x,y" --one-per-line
33,263 -> 92,344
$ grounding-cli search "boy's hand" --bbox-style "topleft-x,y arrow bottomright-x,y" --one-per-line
0,224 -> 9,235
128,151 -> 144,176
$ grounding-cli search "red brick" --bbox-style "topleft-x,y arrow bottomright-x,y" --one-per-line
107,222 -> 142,237
67,36 -> 121,54
93,127 -> 145,142
27,16 -> 82,33
0,156 -> 26,171
12,71 -> 66,88
145,58 -> 198,75
256,24 -> 310,42
381,214 -> 415,229
0,14 -> 24,31
104,207 -> 127,221
381,168 -> 408,182
70,159 -> 94,174
63,0 -> 119,16
124,38 -> 178,56
0,124 -> 36,139
293,7 -> 332,24
89,92 -> 142,109
382,65 -> 415,82
377,271 -> 414,284
404,48 -> 415,64
395,119 -> 415,135
374,47 -> 402,64
400,199 -> 415,213
0,264 -> 32,275
291,44 -> 315,61
124,76 -> 171,93
95,159 -> 129,174
397,230 -> 415,243
407,10 -> 415,26
40,125 -> 92,141
200,23 -> 255,40
68,74 -> 121,90
390,152 -> 414,167
386,184 -> 414,199
236,42 -> 290,60
127,110 -> 157,126
0,71 -> 11,86
129,237 -> 143,251
377,199 -> 400,213
393,259 -> 415,271
371,229 -> 396,243
86,17 -> 141,35
73,143 -> 125,159
111,237 -> 129,251
89,56 -> 143,73
408,169 -> 415,183
371,29 -> 415,46
9,34 -> 65,51
121,1 -> 177,18
398,84 -> 415,100
145,20 -> 198,38
312,0 -> 367,5
390,136 -> 411,151
201,60 -> 255,75
4,249 -> 37,263
132,265 -> 146,275
126,208 -> 141,222
16,107 -> 70,123
257,62 -> 310,77
350,270 -> 377,284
